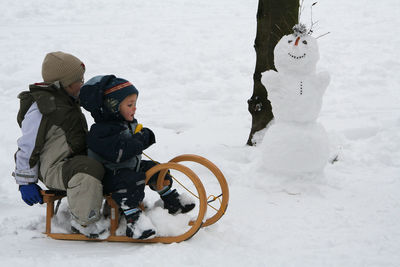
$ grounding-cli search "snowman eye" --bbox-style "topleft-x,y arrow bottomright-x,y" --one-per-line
288,40 -> 293,44
302,40 -> 308,45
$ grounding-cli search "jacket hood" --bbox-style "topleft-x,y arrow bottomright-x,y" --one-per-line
79,75 -> 124,122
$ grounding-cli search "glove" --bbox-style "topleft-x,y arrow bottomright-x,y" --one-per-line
140,127 -> 156,149
19,184 -> 43,206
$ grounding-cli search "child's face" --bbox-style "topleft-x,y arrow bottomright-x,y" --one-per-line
119,94 -> 137,121
65,78 -> 84,97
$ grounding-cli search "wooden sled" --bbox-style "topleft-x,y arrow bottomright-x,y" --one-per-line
41,154 -> 229,243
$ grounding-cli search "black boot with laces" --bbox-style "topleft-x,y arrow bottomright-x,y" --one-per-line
161,189 -> 195,215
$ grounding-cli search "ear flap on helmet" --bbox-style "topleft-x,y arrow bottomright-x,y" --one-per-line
79,75 -> 119,122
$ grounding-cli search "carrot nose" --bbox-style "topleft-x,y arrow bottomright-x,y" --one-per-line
294,37 -> 300,46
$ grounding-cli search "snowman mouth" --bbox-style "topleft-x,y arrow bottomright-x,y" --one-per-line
288,52 -> 306,59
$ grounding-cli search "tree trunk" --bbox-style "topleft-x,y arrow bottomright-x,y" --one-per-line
247,0 -> 299,146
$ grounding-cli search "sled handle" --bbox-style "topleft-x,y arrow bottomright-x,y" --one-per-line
168,154 -> 229,227
143,162 -> 207,243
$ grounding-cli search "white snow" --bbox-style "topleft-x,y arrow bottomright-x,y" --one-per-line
259,121 -> 330,174
1,0 -> 400,266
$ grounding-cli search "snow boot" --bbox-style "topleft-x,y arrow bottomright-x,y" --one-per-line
125,210 -> 156,240
161,189 -> 195,215
71,219 -> 107,238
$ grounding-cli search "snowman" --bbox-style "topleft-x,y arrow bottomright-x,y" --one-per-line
260,24 -> 331,175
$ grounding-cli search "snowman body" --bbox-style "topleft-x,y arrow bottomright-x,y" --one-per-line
260,32 -> 330,174
267,72 -> 328,123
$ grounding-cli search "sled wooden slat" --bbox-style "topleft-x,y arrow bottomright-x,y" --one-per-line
47,233 -> 101,241
105,195 -> 119,236
40,190 -> 66,234
46,233 -> 199,244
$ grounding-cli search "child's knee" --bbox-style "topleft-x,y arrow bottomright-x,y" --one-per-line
148,171 -> 173,193
111,188 -> 145,209
67,173 -> 103,225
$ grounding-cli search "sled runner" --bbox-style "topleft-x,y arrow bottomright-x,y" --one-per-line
41,154 -> 229,243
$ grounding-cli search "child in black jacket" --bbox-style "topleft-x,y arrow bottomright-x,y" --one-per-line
79,75 -> 195,239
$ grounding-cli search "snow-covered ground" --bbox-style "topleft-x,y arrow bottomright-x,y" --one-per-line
1,0 -> 399,266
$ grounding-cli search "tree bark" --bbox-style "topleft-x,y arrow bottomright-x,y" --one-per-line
247,0 -> 299,146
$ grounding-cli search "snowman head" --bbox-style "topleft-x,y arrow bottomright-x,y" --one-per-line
274,25 -> 320,75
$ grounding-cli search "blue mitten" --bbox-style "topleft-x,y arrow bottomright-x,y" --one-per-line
19,184 -> 43,206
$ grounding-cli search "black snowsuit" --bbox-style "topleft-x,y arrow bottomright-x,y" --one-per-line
79,75 -> 172,210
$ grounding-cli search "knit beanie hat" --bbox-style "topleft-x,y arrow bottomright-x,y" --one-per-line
103,77 -> 139,114
41,51 -> 85,88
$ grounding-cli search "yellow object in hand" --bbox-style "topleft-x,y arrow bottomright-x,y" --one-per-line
134,123 -> 143,133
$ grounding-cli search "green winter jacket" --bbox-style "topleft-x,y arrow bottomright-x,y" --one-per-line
17,82 -> 88,177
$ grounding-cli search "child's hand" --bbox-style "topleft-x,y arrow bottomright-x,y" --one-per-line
133,124 -> 155,149
134,124 -> 143,133
141,128 -> 156,149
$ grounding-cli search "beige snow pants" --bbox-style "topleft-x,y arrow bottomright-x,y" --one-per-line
41,155 -> 104,226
